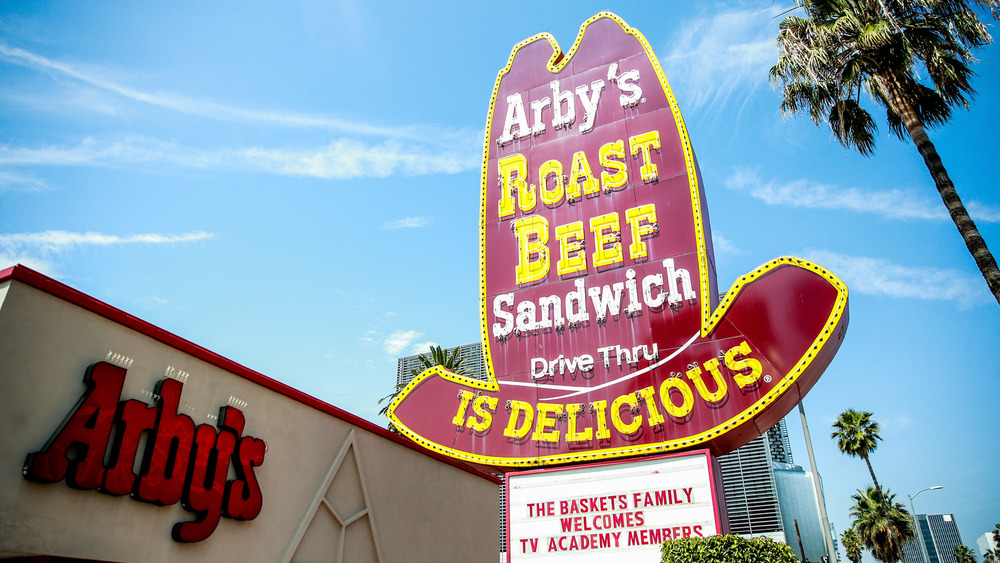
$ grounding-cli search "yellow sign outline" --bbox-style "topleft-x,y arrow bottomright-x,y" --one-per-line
387,13 -> 849,468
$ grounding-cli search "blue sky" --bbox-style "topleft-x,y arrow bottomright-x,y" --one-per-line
2,1 -> 998,559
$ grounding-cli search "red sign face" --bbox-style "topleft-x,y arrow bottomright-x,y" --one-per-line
23,362 -> 266,542
388,13 -> 848,467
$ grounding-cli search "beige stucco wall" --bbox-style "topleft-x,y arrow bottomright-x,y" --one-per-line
0,272 -> 500,562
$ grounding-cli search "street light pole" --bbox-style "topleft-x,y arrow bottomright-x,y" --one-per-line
798,401 -> 838,562
908,486 -> 943,563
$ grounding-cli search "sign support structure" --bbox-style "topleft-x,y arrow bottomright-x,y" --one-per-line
388,13 -> 850,559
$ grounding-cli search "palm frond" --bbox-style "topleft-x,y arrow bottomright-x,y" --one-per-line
849,486 -> 915,563
829,99 -> 878,154
772,0 -> 998,150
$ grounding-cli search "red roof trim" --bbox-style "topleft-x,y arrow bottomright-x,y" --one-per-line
0,264 -> 501,484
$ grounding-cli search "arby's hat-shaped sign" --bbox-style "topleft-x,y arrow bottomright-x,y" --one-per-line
388,12 -> 849,468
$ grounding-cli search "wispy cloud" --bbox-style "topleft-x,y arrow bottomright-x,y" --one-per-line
409,341 -> 438,355
0,43 -> 482,182
0,252 -> 54,275
0,230 -> 213,275
0,137 -> 212,168
242,140 -> 475,179
658,6 -> 781,113
358,329 -> 378,346
726,167 -> 1000,223
711,231 -> 740,255
967,201 -> 1000,223
803,249 -> 991,308
383,330 -> 423,356
0,136 -> 479,179
881,413 -> 912,435
0,170 -> 48,191
382,217 -> 431,229
0,43 -> 475,145
0,230 -> 212,250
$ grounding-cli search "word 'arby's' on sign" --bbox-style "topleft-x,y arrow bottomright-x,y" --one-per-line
388,12 -> 849,467
22,362 -> 265,542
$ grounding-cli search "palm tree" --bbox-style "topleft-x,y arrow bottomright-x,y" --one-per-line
771,0 -> 1000,304
842,527 -> 864,563
378,345 -> 467,417
831,409 -> 887,504
377,382 -> 408,419
850,486 -> 915,562
831,409 -> 906,560
954,545 -> 977,563
408,345 -> 467,377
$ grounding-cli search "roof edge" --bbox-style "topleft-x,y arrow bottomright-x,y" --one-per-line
0,264 -> 502,484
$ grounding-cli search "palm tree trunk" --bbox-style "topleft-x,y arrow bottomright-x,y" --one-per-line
864,454 -> 907,563
884,76 -> 1000,305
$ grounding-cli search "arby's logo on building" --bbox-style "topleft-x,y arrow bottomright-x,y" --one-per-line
22,360 -> 266,542
389,12 -> 849,467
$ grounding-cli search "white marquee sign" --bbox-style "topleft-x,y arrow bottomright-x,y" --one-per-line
506,451 -> 723,562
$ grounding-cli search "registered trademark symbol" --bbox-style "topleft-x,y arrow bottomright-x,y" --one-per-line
763,374 -> 773,383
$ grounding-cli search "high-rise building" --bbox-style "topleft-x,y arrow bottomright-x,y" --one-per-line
716,423 -> 786,541
396,342 -> 487,387
773,462 -> 828,562
767,418 -> 794,464
902,513 -> 965,563
830,522 -> 842,562
978,530 -> 998,559
719,418 -> 839,562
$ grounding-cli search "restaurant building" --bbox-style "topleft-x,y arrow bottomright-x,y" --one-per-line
0,265 -> 501,562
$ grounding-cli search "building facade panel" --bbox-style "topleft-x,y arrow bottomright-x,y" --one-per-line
717,432 -> 783,537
